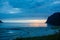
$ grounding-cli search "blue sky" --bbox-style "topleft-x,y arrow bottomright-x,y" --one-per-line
0,0 -> 60,19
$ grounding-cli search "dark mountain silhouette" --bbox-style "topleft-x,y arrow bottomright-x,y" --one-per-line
46,12 -> 60,26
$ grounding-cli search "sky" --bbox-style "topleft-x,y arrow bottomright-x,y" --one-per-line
0,0 -> 60,19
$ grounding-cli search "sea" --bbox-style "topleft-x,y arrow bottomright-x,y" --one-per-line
0,19 -> 60,40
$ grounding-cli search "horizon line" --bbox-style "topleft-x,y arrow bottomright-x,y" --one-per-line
2,19 -> 46,23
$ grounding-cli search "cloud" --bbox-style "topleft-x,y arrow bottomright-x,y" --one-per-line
8,0 -> 45,9
50,1 -> 60,6
53,1 -> 60,4
7,8 -> 22,14
0,2 -> 22,14
34,0 -> 44,2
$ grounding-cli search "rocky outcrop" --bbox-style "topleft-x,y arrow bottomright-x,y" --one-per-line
0,20 -> 3,23
46,12 -> 60,26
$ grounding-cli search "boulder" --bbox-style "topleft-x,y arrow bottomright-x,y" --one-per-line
46,12 -> 60,26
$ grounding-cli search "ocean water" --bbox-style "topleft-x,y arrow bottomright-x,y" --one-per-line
0,22 -> 60,40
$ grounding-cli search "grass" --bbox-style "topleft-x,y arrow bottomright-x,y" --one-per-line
14,32 -> 60,40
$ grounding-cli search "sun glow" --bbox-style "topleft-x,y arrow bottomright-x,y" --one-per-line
27,20 -> 47,27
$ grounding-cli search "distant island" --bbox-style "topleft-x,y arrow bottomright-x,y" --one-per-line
46,12 -> 60,26
0,20 -> 3,23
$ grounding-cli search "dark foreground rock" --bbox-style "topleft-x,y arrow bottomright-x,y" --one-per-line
0,20 -> 3,23
46,12 -> 60,26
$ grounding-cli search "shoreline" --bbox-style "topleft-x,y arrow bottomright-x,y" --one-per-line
15,32 -> 60,40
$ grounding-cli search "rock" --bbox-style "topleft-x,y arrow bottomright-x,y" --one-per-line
46,12 -> 60,26
0,20 -> 3,23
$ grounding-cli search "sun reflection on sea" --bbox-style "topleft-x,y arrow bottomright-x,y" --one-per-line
27,20 -> 47,27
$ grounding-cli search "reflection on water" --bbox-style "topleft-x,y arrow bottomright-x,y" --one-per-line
27,23 -> 47,27
27,20 -> 47,27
